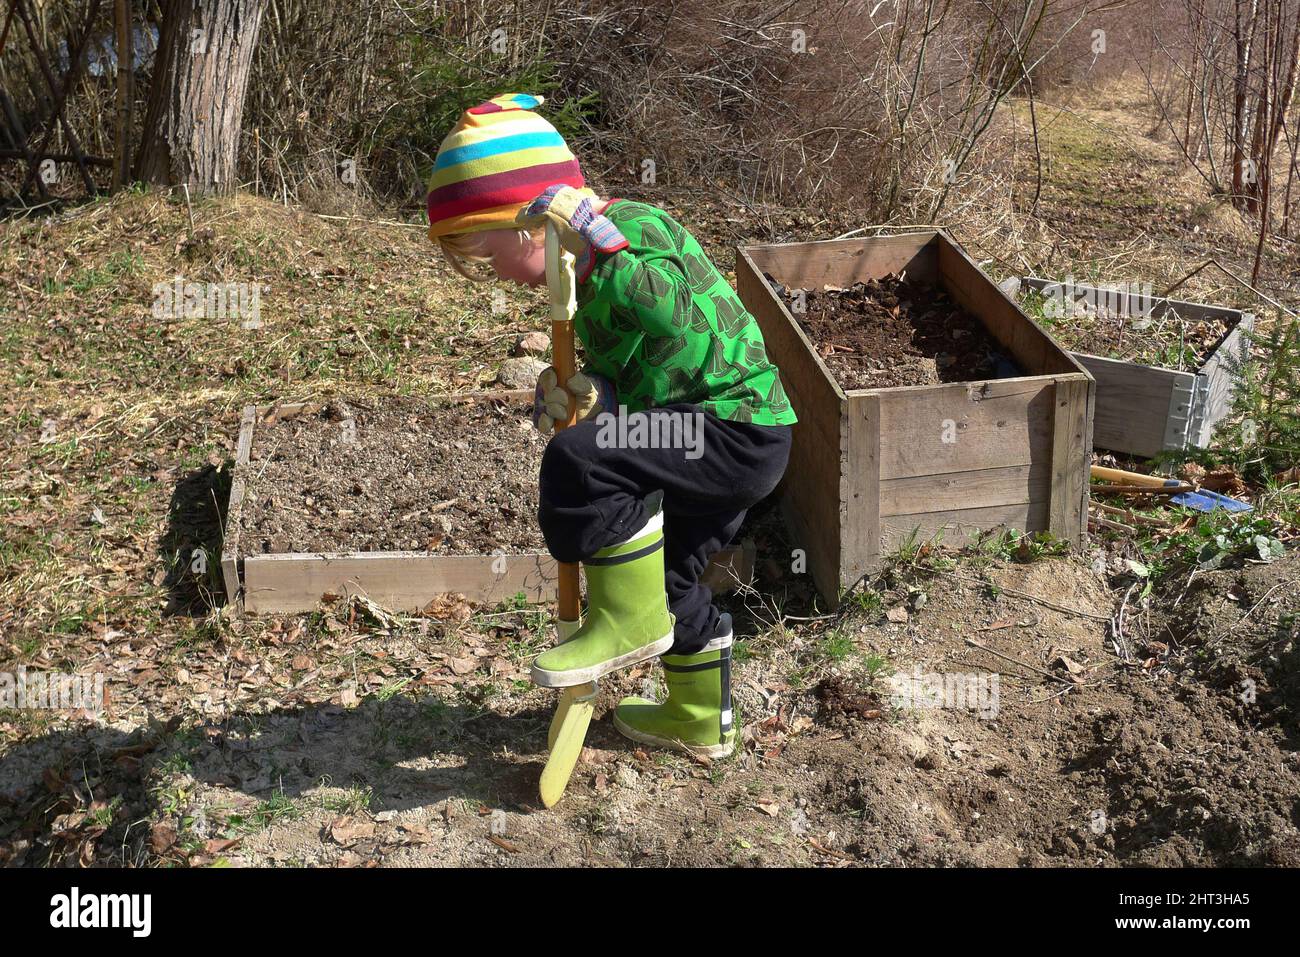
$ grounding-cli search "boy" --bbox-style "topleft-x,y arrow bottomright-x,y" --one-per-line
427,93 -> 795,757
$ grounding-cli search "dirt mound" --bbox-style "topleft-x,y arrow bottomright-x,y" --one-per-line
1068,675 -> 1300,866
1148,551 -> 1300,746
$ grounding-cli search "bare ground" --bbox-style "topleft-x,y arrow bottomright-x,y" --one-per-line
3,547 -> 1298,867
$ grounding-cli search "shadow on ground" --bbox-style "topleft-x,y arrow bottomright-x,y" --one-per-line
0,690 -> 562,866
159,462 -> 233,616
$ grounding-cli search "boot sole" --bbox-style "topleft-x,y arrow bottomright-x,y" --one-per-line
531,632 -> 675,689
612,712 -> 736,759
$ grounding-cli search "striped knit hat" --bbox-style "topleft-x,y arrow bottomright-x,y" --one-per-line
426,93 -> 585,240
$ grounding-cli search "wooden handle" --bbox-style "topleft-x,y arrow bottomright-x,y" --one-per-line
545,224 -> 581,623
1090,465 -> 1179,489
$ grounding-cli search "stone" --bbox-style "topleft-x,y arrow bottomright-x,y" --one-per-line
513,331 -> 551,357
497,356 -> 548,389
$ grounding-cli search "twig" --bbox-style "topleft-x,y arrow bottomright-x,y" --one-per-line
1161,258 -> 1298,319
830,223 -> 948,241
964,638 -> 1075,686
954,574 -> 1111,621
1109,582 -> 1140,662
1090,515 -> 1136,533
1091,503 -> 1171,528
311,212 -> 423,229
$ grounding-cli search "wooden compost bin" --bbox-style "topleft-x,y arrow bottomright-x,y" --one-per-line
221,395 -> 753,614
736,232 -> 1095,605
1015,276 -> 1255,458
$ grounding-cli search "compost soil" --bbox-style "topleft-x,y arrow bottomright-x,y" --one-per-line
239,396 -> 546,554
770,273 -> 1022,389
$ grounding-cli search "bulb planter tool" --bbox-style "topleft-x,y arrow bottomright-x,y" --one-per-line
538,221 -> 596,808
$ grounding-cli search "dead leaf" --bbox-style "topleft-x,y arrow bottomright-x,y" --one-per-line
447,656 -> 477,675
396,824 -> 431,845
579,746 -> 617,765
423,593 -> 473,621
150,822 -> 178,855
1053,654 -> 1085,675
327,816 -> 375,846
886,606 -> 909,623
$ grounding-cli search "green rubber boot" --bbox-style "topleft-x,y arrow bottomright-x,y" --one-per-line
613,613 -> 737,759
531,506 -> 674,688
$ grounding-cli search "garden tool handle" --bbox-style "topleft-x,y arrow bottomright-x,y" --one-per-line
545,223 -> 581,624
1090,465 -> 1181,489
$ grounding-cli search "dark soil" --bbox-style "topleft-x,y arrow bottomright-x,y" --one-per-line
1148,550 -> 1300,749
238,397 -> 546,554
769,273 -> 1023,389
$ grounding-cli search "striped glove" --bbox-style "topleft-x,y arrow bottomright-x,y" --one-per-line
516,185 -> 629,276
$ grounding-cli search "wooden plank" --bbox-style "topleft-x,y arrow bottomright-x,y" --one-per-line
781,494 -> 839,604
880,462 -> 1050,516
1194,312 -> 1255,447
220,405 -> 258,607
736,248 -> 844,594
1020,276 -> 1248,338
240,544 -> 753,615
1072,352 -> 1189,457
841,392 -> 881,588
874,377 -> 1055,481
244,551 -> 557,614
881,500 -> 1051,552
743,232 -> 940,290
1049,376 -> 1090,544
736,248 -> 845,407
938,238 -> 1083,377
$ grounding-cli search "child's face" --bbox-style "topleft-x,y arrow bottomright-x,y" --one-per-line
479,228 -> 546,288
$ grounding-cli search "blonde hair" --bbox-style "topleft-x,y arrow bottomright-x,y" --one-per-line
438,226 -> 545,282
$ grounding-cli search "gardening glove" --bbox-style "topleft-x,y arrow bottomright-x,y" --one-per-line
516,185 -> 629,277
532,366 -> 617,436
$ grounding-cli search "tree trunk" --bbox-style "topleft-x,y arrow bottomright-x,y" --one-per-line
135,0 -> 266,195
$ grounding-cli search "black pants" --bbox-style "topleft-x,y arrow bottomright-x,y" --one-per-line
538,403 -> 792,655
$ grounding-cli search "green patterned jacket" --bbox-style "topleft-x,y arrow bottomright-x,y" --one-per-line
574,200 -> 797,427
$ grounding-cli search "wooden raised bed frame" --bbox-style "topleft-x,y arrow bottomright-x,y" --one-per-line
1015,276 -> 1255,458
736,231 -> 1095,605
221,393 -> 753,614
